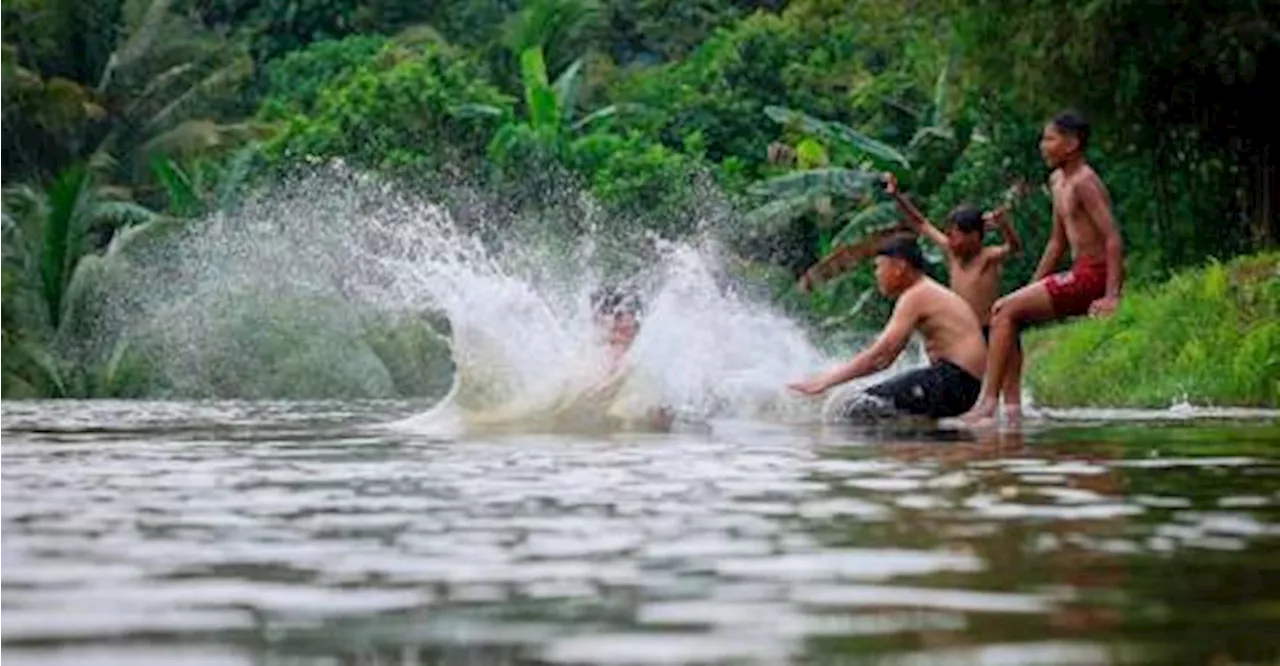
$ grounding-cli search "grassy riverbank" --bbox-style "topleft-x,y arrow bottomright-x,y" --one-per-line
1025,252 -> 1280,409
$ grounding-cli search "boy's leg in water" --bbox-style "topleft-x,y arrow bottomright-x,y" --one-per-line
1002,342 -> 1023,423
962,282 -> 1055,425
829,389 -> 900,424
983,325 -> 1023,420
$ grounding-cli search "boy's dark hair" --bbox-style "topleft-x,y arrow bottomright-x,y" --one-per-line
591,285 -> 642,317
1051,110 -> 1090,151
876,236 -> 928,272
946,204 -> 984,234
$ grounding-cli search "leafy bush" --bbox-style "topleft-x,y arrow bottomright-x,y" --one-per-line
260,42 -> 513,172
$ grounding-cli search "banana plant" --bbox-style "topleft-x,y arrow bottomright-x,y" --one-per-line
458,0 -> 629,165
457,43 -> 634,166
746,57 -> 966,251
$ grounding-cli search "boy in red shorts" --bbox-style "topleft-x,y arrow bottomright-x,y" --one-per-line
960,111 -> 1125,425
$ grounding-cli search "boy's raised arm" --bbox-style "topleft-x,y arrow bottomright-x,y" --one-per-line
884,173 -> 948,250
983,207 -> 1023,261
1032,206 -> 1068,282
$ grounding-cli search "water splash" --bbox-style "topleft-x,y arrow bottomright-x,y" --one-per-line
94,164 -> 860,432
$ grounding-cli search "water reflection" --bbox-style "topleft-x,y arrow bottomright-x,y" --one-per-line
3,403 -> 1279,665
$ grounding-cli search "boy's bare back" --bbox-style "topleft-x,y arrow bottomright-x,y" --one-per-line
901,277 -> 988,378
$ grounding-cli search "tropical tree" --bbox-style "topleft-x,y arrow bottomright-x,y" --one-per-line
2,0 -> 260,201
1,165 -> 176,397
469,44 -> 631,167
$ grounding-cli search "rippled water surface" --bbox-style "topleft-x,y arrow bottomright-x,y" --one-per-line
4,401 -> 1280,665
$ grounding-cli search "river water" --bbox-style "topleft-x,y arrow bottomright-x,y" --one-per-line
3,400 -> 1279,665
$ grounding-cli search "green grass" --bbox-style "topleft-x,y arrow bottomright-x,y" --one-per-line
1025,252 -> 1280,408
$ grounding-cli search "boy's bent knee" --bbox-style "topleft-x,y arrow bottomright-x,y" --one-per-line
991,309 -> 1019,329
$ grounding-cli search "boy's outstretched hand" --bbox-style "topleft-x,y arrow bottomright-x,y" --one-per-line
788,377 -> 828,396
883,172 -> 898,195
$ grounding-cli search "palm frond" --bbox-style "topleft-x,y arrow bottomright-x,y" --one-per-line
99,0 -> 175,91
104,214 -> 185,259
96,184 -> 136,201
126,62 -> 197,114
57,252 -> 110,342
98,337 -> 139,397
11,339 -> 68,397
140,119 -> 265,158
86,147 -> 122,177
2,185 -> 47,229
41,167 -> 92,329
140,118 -> 222,156
94,201 -> 160,227
141,55 -> 253,135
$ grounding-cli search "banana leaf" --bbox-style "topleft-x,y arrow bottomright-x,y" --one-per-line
741,194 -> 818,235
521,47 -> 560,133
747,167 -> 879,199
832,201 -> 901,247
764,105 -> 911,170
552,57 -> 584,122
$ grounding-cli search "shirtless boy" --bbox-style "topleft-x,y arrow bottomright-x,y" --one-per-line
960,111 -> 1124,424
587,286 -> 675,429
789,237 -> 987,419
884,173 -> 1026,415
591,286 -> 642,375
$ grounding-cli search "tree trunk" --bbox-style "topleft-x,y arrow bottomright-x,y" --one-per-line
1250,140 -> 1278,247
1239,133 -> 1280,251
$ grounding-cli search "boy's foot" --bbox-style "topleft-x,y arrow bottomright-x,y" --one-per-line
1002,404 -> 1023,427
959,399 -> 999,426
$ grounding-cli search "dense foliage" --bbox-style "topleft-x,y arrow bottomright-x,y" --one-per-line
3,0 -> 1277,400
1026,253 -> 1280,409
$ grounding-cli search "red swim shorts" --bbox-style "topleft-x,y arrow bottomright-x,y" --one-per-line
1042,256 -> 1107,317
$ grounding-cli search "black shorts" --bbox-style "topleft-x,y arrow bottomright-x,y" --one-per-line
864,360 -> 982,419
981,325 -> 1022,349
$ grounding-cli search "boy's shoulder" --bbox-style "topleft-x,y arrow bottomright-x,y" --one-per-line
979,245 -> 1009,264
1065,164 -> 1109,198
